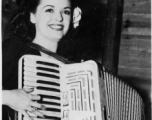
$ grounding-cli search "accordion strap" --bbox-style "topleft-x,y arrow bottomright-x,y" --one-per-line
27,42 -> 74,64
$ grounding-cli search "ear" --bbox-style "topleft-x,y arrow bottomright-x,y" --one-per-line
30,13 -> 36,24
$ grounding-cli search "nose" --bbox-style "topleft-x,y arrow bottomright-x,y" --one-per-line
54,11 -> 63,22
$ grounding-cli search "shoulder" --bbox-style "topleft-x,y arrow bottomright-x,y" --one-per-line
2,36 -> 40,60
2,35 -> 39,54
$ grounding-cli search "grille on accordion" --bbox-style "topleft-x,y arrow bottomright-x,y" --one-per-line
17,55 -> 145,120
99,67 -> 145,120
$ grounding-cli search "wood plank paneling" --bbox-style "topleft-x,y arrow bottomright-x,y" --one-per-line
122,20 -> 151,28
122,28 -> 151,36
118,67 -> 150,81
123,0 -> 150,3
120,38 -> 151,53
118,0 -> 151,79
123,13 -> 150,23
118,0 -> 151,118
123,1 -> 150,14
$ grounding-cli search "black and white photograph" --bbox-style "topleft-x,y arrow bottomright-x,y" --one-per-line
2,0 -> 151,120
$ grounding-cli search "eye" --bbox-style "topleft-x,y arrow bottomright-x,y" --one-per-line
63,10 -> 71,15
45,8 -> 54,13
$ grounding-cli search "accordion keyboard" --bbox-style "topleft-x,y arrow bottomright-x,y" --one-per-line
21,57 -> 62,120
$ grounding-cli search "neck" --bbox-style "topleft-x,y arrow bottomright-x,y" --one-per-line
32,36 -> 59,53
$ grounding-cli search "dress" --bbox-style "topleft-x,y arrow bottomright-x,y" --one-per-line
2,37 -> 145,120
2,36 -> 41,120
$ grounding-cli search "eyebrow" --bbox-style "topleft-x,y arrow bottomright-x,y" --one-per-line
64,7 -> 71,9
43,5 -> 71,9
43,5 -> 54,9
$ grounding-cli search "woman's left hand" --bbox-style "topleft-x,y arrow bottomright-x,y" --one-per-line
3,88 -> 46,120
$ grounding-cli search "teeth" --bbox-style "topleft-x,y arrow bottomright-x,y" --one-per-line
49,25 -> 63,29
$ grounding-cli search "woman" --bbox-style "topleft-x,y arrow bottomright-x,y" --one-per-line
2,0 -> 81,120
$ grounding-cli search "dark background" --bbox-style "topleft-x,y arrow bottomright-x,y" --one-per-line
2,0 -> 151,119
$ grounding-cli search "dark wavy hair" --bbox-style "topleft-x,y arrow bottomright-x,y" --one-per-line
9,0 -> 78,42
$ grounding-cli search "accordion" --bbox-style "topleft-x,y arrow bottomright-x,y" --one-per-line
18,55 -> 145,120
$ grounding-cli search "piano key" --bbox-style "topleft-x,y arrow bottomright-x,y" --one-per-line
24,66 -> 37,73
24,67 -> 60,79
27,111 -> 61,119
42,116 -> 61,120
24,60 -> 60,71
39,94 -> 60,100
33,89 -> 60,97
45,108 -> 61,112
37,72 -> 59,79
24,81 -> 60,89
37,61 -> 59,68
38,101 -> 60,106
32,118 -> 56,120
24,71 -> 59,80
37,86 -> 60,92
24,58 -> 60,68
42,104 -> 61,109
24,66 -> 59,77
42,98 -> 60,104
24,58 -> 37,67
24,76 -> 60,84
29,107 -> 61,113
38,110 -> 61,117
37,80 -> 60,86
37,67 -> 59,73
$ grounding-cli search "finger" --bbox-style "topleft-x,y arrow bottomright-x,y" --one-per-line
30,101 -> 41,109
24,88 -> 34,93
20,110 -> 33,120
26,106 -> 35,112
23,117 -> 29,120
30,102 -> 46,110
33,110 -> 45,118
31,95 -> 41,101
23,86 -> 33,89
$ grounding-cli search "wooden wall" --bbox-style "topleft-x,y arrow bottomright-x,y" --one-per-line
118,0 -> 151,119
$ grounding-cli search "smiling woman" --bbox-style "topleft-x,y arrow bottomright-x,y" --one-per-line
2,0 -> 81,120
30,0 -> 72,53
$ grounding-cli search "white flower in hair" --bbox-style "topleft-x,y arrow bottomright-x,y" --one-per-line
73,7 -> 82,28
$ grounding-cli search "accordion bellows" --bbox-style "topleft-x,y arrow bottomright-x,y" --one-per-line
99,67 -> 145,120
18,55 -> 145,120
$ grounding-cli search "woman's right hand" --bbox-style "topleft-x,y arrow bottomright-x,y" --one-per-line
3,88 -> 46,120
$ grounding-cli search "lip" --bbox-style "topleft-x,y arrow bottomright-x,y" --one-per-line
48,24 -> 64,31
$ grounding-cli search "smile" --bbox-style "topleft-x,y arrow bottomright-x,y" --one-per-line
49,24 -> 64,31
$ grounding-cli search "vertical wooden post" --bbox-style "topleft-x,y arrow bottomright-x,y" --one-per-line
102,0 -> 124,75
